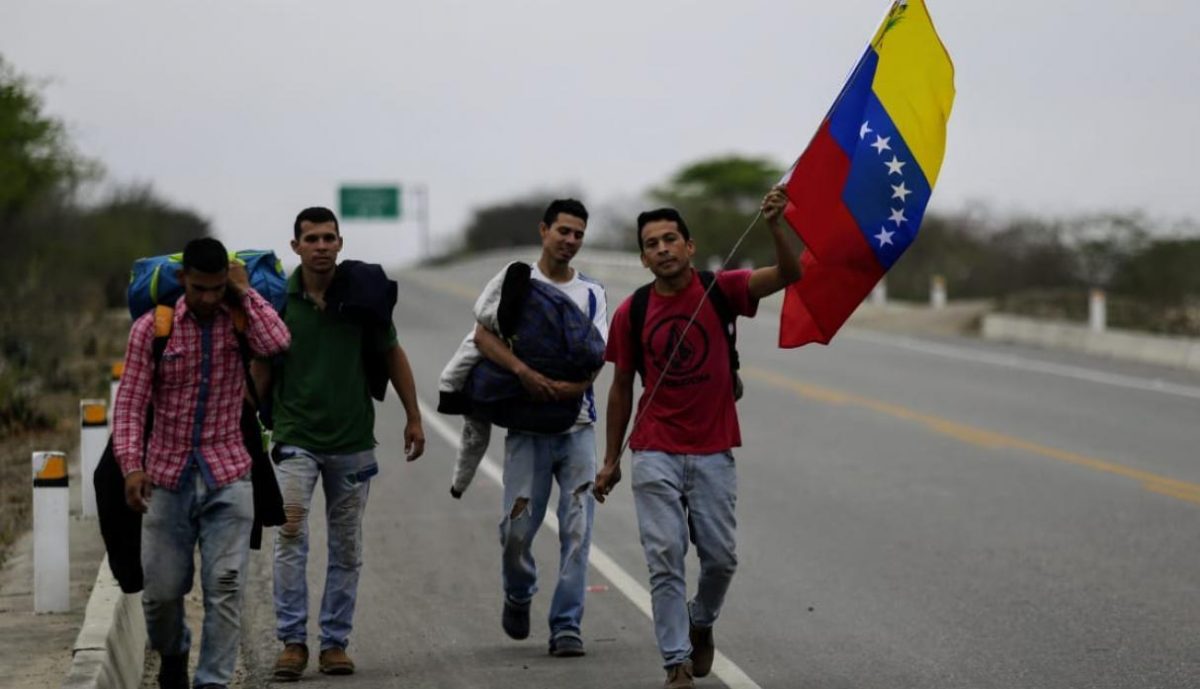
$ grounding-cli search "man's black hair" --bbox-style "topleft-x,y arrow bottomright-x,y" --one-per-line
542,199 -> 588,227
181,237 -> 229,274
636,208 -> 691,250
294,206 -> 340,240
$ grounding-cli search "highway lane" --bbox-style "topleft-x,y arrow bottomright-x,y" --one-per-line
243,255 -> 1200,688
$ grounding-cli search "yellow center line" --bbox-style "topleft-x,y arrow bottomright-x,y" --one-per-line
742,365 -> 1200,506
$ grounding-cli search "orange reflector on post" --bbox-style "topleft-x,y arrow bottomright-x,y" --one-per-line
111,362 -> 125,381
33,452 -> 68,487
81,400 -> 107,426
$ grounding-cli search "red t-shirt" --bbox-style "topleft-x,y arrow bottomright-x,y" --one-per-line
606,269 -> 758,454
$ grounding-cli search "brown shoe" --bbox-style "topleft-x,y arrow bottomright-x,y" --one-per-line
272,643 -> 308,682
319,646 -> 356,675
689,623 -> 714,677
664,659 -> 695,689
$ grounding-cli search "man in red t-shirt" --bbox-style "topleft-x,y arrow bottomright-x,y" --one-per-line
594,187 -> 800,689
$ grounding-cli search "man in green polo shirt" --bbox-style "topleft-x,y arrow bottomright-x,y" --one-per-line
267,206 -> 425,681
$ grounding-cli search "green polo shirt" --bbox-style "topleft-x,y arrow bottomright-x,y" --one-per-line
271,269 -> 398,454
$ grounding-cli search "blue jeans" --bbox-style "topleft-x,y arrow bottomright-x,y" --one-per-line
631,450 -> 738,668
272,445 -> 377,650
500,425 -> 596,642
141,471 -> 254,687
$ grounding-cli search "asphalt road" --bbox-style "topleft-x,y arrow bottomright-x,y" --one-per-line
242,254 -> 1200,689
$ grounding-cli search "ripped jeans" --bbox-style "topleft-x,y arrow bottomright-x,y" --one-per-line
142,471 -> 254,687
500,425 -> 596,642
272,445 -> 377,651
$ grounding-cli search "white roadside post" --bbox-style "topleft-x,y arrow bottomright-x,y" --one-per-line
33,450 -> 70,613
870,278 -> 888,306
1089,289 -> 1107,333
930,275 -> 947,310
79,400 -> 107,518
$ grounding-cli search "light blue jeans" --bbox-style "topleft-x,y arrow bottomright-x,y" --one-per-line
141,471 -> 254,687
272,444 -> 377,651
500,425 -> 596,643
631,450 -> 738,668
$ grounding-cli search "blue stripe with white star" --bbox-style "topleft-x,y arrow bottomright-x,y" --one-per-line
825,46 -> 934,270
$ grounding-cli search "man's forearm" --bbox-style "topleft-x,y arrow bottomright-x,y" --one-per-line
242,288 -> 291,356
473,322 -> 526,374
770,221 -> 803,285
749,222 -> 804,299
387,345 -> 422,421
557,369 -> 601,399
113,325 -> 154,477
604,380 -> 633,464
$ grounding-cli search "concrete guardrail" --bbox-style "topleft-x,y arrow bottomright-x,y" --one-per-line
982,313 -> 1200,372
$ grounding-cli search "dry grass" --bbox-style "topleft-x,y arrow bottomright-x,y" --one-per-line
0,309 -> 128,567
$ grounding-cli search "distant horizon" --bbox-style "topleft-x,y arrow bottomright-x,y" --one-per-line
5,0 -> 1197,267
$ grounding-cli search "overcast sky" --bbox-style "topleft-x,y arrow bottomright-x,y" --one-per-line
4,1 -> 1198,265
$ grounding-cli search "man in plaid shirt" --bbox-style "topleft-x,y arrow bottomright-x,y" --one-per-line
114,237 -> 290,689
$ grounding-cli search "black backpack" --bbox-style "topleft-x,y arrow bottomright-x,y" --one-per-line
628,270 -> 743,401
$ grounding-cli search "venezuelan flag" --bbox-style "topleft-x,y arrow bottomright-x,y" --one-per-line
780,0 -> 954,347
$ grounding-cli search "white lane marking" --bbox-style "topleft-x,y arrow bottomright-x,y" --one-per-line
420,401 -> 763,689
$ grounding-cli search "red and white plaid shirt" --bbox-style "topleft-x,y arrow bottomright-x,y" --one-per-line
113,289 -> 290,490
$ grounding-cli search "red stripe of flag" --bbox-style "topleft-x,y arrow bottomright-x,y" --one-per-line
780,121 -> 885,347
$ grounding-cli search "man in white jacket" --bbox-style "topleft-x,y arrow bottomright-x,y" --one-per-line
450,199 -> 608,657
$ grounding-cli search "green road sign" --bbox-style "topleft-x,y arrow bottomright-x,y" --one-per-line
339,185 -> 401,219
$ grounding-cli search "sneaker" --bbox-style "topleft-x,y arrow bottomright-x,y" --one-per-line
501,597 -> 531,640
664,659 -> 695,689
548,635 -> 586,657
157,653 -> 188,689
319,646 -> 356,675
272,643 -> 308,681
689,623 -> 715,677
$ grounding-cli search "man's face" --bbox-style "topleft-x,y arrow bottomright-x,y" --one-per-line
181,268 -> 228,319
640,220 -> 695,279
539,213 -> 587,264
292,220 -> 342,273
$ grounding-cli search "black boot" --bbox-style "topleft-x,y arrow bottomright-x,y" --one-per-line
158,653 -> 188,689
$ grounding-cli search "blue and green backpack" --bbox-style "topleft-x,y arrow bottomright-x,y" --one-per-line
126,249 -> 288,319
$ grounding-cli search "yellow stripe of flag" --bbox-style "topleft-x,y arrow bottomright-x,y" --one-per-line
870,0 -> 955,187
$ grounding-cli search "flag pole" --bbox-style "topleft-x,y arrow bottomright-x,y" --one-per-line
780,0 -> 899,184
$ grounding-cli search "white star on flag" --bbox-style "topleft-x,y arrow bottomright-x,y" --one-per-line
888,207 -> 907,226
870,135 -> 891,154
860,121 -> 873,139
885,156 -> 906,175
891,182 -> 911,202
875,227 -> 895,246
